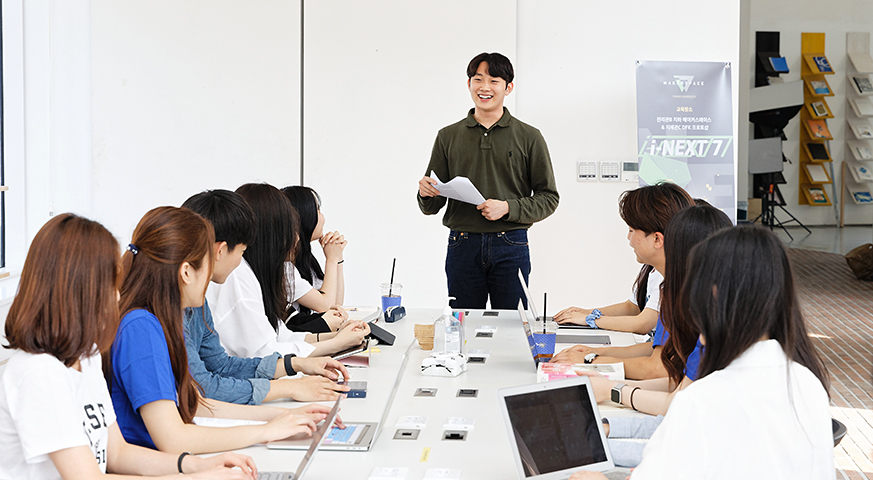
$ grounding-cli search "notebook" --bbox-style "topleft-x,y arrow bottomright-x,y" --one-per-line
258,395 -> 342,480
498,376 -> 616,479
268,342 -> 413,451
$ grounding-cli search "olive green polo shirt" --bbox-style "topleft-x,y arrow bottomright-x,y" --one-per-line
418,108 -> 559,233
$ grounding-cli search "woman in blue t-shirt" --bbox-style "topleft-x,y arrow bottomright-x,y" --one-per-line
106,207 -> 335,454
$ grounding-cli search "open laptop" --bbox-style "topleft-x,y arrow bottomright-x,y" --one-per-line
258,395 -> 342,480
268,341 -> 413,451
517,270 -> 592,330
497,376 -> 618,479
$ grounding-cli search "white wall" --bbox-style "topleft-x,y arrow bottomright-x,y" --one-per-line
749,0 -> 873,226
516,0 -> 745,312
302,1 -> 516,308
90,0 -> 303,241
5,2 -> 745,326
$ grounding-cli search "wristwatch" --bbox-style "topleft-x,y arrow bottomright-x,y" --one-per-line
611,383 -> 627,404
584,353 -> 599,364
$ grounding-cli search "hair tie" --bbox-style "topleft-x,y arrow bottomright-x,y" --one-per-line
127,244 -> 139,255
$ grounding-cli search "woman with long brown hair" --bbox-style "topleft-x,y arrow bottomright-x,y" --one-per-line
106,207 -> 332,454
1,213 -> 256,479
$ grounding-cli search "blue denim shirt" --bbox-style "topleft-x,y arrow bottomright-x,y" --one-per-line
184,299 -> 279,405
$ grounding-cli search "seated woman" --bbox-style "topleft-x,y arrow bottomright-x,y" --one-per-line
571,226 -> 833,479
207,183 -> 367,357
0,213 -> 256,479
578,204 -> 732,466
107,207 -> 335,453
555,182 -> 694,334
281,186 -> 345,315
552,182 -> 693,380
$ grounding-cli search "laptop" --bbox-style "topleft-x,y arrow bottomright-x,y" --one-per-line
268,341 -> 413,451
258,395 -> 343,480
517,270 -> 592,330
497,376 -> 616,479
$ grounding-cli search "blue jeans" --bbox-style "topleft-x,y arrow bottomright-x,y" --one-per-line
445,229 -> 531,310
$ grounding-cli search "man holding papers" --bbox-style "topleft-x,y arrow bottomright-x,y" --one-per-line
417,52 -> 559,309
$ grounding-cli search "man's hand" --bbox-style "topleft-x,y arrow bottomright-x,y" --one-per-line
418,176 -> 441,198
477,199 -> 509,221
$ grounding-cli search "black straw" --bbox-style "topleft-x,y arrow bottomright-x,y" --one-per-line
389,258 -> 396,297
543,292 -> 547,334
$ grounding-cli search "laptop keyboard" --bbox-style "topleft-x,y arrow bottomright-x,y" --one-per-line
258,472 -> 293,480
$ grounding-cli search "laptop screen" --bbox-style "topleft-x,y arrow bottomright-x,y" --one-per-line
517,269 -> 539,320
294,396 -> 341,478
502,382 -> 609,477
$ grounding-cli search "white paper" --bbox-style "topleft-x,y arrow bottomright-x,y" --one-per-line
430,171 -> 486,205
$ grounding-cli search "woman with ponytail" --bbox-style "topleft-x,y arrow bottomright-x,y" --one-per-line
107,207 -> 333,454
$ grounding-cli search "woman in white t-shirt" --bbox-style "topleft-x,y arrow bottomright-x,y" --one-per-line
0,214 -> 256,480
553,184 -> 695,380
555,184 -> 695,334
281,186 -> 345,315
571,226 -> 833,480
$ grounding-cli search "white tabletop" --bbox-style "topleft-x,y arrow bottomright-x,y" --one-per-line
235,308 -> 644,479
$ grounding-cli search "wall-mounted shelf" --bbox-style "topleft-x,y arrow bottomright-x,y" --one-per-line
841,32 -> 873,225
799,33 -> 836,210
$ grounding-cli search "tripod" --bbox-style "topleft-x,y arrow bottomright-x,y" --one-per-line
752,172 -> 810,240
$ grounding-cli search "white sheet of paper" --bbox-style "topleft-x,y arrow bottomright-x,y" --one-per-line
430,170 -> 486,205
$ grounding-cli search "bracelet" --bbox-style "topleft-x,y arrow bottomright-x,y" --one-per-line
283,354 -> 297,376
337,259 -> 344,264
177,452 -> 190,473
585,309 -> 603,329
316,332 -> 321,342
629,387 -> 641,411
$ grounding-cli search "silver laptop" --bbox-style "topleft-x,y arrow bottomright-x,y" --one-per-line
268,341 -> 413,451
498,376 -> 615,479
258,395 -> 342,480
517,270 -> 592,330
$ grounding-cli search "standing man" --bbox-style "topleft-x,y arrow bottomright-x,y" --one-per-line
417,52 -> 559,309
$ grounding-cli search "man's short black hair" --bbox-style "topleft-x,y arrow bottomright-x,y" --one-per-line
182,189 -> 255,250
466,52 -> 514,84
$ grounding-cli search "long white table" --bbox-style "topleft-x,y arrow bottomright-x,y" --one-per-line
234,309 -> 644,479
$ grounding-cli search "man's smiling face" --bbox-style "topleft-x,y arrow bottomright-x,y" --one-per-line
468,61 -> 513,116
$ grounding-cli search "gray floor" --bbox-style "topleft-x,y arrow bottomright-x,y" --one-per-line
770,225 -> 873,255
